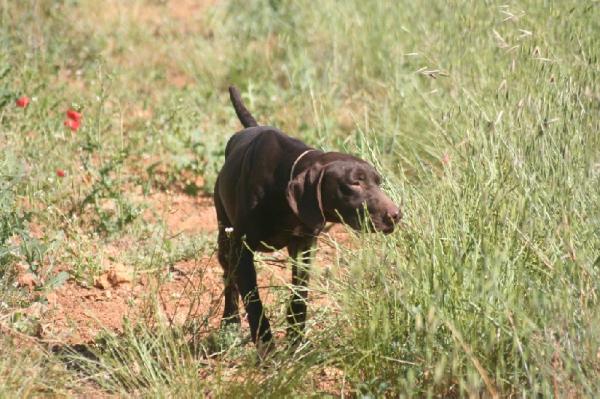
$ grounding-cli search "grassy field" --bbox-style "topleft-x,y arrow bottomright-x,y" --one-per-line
1,0 -> 600,397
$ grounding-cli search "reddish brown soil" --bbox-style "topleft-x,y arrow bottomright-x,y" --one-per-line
34,191 -> 350,347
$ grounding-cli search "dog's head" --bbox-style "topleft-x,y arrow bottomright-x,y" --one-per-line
286,153 -> 401,235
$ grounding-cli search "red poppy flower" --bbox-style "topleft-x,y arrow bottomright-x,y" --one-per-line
16,96 -> 30,108
56,169 -> 66,178
64,118 -> 80,131
66,109 -> 82,121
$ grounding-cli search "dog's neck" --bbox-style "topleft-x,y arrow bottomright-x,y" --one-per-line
288,148 -> 328,235
289,149 -> 317,182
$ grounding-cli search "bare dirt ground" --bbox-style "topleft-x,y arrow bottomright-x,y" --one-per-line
6,188 -> 351,396
31,191 -> 350,346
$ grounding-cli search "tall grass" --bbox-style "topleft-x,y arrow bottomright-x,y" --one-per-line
1,0 -> 599,396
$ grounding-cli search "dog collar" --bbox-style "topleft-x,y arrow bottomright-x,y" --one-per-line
289,149 -> 316,182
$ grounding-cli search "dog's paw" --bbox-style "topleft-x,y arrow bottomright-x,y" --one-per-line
256,338 -> 276,361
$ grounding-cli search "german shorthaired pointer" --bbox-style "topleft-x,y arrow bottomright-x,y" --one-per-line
214,86 -> 401,356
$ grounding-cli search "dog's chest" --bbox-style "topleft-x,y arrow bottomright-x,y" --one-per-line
252,212 -> 314,251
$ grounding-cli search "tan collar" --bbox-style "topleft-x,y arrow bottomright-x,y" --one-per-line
289,149 -> 316,182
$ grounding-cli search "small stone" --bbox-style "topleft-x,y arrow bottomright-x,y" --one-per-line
17,273 -> 38,290
26,302 -> 48,318
94,274 -> 111,290
46,292 -> 59,306
107,265 -> 133,286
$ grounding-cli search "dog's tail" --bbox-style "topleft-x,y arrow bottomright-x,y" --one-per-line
228,86 -> 259,128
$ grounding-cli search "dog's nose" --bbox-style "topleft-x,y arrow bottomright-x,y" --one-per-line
385,207 -> 402,225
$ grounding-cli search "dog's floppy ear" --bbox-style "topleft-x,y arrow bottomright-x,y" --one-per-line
286,164 -> 326,234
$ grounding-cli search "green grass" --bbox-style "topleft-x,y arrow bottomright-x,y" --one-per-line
1,0 -> 599,396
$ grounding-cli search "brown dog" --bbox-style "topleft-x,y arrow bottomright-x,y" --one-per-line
214,86 -> 401,354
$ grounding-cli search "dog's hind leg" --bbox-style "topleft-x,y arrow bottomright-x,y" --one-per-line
218,227 -> 241,326
233,243 -> 274,357
215,190 -> 240,326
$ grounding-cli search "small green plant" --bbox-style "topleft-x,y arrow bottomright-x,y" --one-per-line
77,145 -> 142,235
72,74 -> 142,235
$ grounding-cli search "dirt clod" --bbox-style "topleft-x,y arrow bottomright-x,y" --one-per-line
107,265 -> 134,286
17,273 -> 38,290
94,274 -> 111,290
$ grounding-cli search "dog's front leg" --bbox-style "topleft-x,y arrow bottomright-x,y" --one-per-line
233,244 -> 273,355
286,237 -> 317,343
